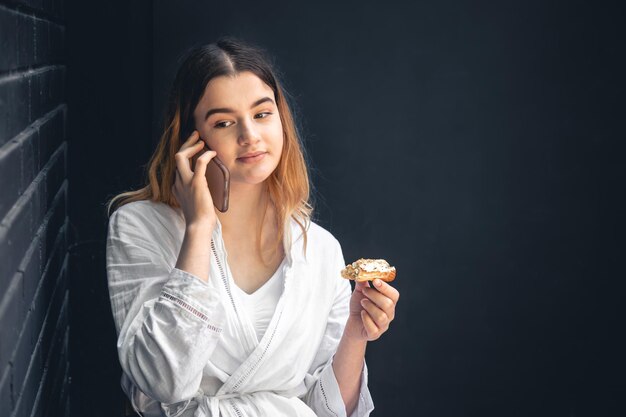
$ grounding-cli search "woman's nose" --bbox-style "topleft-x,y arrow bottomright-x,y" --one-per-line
237,119 -> 261,145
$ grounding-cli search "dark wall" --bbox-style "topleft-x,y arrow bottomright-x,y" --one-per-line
152,1 -> 624,416
65,0 -> 153,416
0,0 -> 70,416
58,0 -> 625,416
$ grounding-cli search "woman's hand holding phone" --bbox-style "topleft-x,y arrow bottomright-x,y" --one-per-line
172,130 -> 218,230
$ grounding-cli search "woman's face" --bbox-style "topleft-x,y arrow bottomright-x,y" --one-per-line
192,71 -> 284,186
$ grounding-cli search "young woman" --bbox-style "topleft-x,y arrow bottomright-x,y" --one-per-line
105,37 -> 400,417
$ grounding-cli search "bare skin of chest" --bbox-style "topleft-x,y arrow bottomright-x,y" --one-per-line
226,248 -> 284,294
222,219 -> 285,295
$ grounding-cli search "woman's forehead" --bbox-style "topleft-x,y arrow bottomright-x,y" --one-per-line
203,72 -> 273,103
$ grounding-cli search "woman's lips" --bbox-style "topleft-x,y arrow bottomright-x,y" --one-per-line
237,152 -> 267,163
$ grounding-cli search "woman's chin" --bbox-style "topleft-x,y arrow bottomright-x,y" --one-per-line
230,163 -> 278,186
231,172 -> 273,186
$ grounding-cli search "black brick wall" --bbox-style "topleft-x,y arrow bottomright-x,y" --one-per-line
0,0 -> 70,416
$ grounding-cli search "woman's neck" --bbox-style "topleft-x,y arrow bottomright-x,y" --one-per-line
216,182 -> 270,239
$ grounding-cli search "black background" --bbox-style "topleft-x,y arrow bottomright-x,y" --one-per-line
67,0 -> 624,416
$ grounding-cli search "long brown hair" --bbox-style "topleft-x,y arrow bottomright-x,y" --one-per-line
105,36 -> 314,262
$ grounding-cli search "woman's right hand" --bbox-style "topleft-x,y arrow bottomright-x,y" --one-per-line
172,130 -> 218,229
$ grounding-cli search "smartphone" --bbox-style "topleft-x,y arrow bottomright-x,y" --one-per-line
190,139 -> 230,213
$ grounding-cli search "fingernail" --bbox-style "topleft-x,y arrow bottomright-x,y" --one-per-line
361,299 -> 367,307
374,279 -> 382,287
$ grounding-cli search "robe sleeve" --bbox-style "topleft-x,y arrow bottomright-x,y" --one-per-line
106,205 -> 226,406
301,239 -> 375,417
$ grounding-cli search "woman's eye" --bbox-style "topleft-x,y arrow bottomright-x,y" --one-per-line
215,121 -> 233,128
214,112 -> 271,128
255,112 -> 272,119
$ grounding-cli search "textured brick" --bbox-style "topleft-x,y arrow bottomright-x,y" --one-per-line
14,0 -> 44,10
15,11 -> 34,70
21,214 -> 66,327
1,2 -> 67,416
23,106 -> 66,194
0,106 -> 65,223
56,341 -> 70,416
31,66 -> 66,129
3,190 -> 66,389
0,146 -> 66,291
0,271 -> 24,365
0,5 -> 22,72
0,137 -> 23,222
0,72 -> 30,148
0,66 -> 65,147
38,110 -> 66,187
47,329 -> 69,417
36,254 -> 67,368
45,140 -> 68,199
0,189 -> 42,297
11,342 -> 42,414
29,299 -> 68,417
0,5 -> 18,72
0,364 -> 12,416
22,182 -> 66,312
12,0 -> 65,21
38,160 -> 68,259
11,219 -> 67,396
10,258 -> 67,413
0,112 -> 67,414
0,5 -> 65,73
35,19 -> 65,66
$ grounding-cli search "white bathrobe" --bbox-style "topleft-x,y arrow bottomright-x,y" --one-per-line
106,200 -> 375,417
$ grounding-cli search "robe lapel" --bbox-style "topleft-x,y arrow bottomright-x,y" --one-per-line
215,219 -> 307,395
217,260 -> 302,394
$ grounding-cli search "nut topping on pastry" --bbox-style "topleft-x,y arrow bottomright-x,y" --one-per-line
341,258 -> 396,282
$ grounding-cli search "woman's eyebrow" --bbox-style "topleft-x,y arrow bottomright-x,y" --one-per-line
204,97 -> 275,120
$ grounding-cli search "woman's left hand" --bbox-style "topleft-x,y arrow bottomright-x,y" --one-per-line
344,278 -> 400,342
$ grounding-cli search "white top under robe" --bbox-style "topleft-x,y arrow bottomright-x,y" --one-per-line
232,257 -> 286,342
